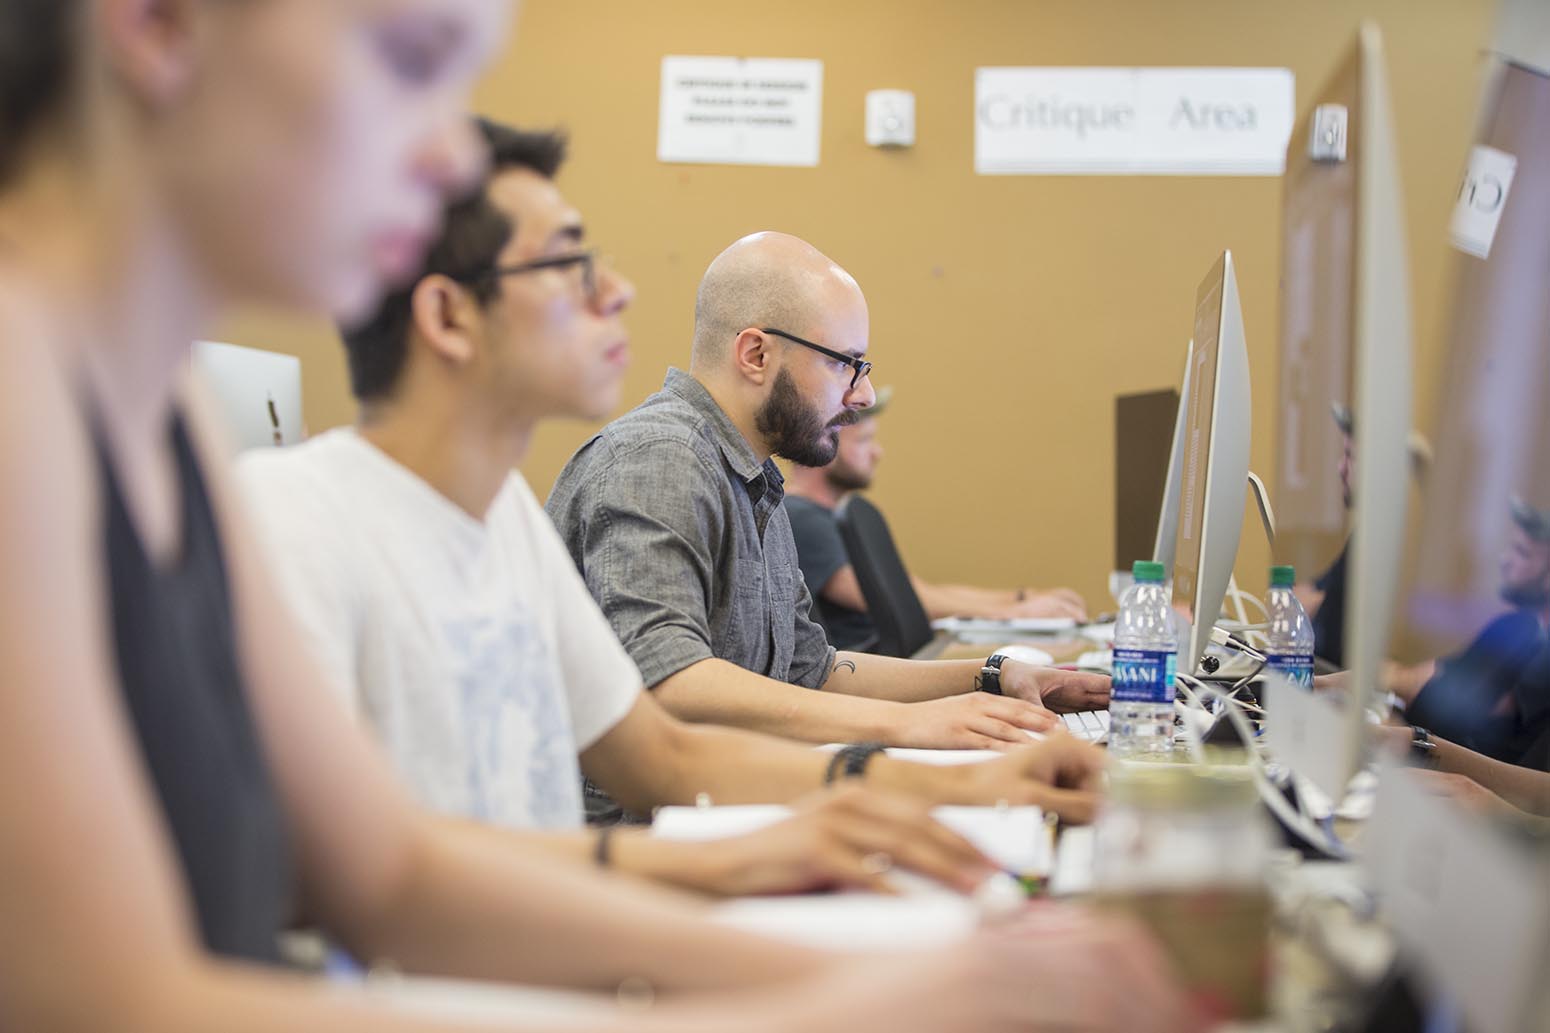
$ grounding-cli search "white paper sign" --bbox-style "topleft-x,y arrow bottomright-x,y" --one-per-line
1449,145 -> 1517,259
1365,765 -> 1550,1033
658,56 -> 822,167
975,67 -> 1294,175
1261,675 -> 1356,800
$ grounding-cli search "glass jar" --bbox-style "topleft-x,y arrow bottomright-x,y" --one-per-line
1092,760 -> 1274,1023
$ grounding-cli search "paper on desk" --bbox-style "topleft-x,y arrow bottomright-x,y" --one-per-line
710,890 -> 978,951
1050,826 -> 1096,896
363,975 -> 612,1024
653,804 -> 1052,876
1292,769 -> 1378,823
1080,623 -> 1117,644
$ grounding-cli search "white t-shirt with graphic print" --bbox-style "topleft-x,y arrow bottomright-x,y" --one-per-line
238,428 -> 640,830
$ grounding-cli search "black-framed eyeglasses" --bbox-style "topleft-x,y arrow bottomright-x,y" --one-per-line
459,249 -> 598,301
761,327 -> 873,391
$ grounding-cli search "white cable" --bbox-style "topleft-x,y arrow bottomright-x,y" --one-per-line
1174,673 -> 1351,861
1209,624 -> 1268,662
1222,589 -> 1271,650
1231,590 -> 1270,622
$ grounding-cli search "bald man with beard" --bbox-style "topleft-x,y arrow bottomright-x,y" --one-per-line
547,232 -> 1111,763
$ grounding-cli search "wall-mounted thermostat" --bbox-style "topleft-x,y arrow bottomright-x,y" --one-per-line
866,90 -> 915,148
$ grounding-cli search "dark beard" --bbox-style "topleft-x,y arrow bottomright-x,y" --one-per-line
825,461 -> 871,492
756,368 -> 852,467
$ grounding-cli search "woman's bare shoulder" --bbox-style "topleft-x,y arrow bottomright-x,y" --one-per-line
0,287 -> 96,524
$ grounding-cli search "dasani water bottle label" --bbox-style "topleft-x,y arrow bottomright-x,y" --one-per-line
1112,648 -> 1177,704
1265,653 -> 1314,689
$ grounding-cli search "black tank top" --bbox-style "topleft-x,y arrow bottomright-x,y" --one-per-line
96,412 -> 293,964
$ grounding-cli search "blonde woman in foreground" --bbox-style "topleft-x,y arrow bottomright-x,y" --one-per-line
0,2 -> 1199,1031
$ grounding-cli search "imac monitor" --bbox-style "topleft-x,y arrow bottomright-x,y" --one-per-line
1271,33 -> 1550,1033
1262,22 -> 1413,801
1366,42 -> 1550,1033
1115,385 -> 1184,576
1394,41 -> 1550,663
191,341 -> 305,451
1170,252 -> 1252,676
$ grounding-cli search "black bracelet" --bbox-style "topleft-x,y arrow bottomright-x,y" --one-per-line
825,742 -> 886,785
594,825 -> 616,868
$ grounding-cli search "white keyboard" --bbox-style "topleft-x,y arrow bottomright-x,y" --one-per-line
1059,710 -> 1110,743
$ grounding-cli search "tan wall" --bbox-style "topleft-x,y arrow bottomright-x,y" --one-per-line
215,0 -> 1495,612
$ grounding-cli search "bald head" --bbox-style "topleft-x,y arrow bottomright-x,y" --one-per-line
691,232 -> 865,370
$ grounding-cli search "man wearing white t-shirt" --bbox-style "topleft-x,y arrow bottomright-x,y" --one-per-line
240,120 -> 1106,896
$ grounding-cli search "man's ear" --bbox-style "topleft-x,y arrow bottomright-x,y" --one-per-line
97,0 -> 206,106
409,275 -> 480,367
731,328 -> 775,387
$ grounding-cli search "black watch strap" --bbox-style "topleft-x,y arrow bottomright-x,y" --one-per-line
979,652 -> 1008,695
1409,726 -> 1439,769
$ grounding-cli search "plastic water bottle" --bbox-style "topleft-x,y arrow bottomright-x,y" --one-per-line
1109,560 -> 1178,757
1264,565 -> 1315,688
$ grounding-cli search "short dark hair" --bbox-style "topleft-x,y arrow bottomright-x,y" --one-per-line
341,118 -> 568,402
0,0 -> 81,186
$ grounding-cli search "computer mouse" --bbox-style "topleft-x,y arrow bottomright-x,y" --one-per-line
992,644 -> 1055,667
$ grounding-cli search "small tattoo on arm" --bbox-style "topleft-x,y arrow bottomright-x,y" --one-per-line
973,674 -> 984,692
832,660 -> 857,676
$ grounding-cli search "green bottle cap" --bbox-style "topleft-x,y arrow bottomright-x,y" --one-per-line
1133,560 -> 1166,582
1269,565 -> 1295,587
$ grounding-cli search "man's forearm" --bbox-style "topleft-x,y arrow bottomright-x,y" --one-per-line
864,755 -> 981,804
1434,736 -> 1550,817
650,656 -> 1054,752
820,651 -> 980,703
472,816 -> 794,899
469,826 -> 726,894
653,657 -> 908,743
658,716 -> 987,808
912,578 -> 1012,621
129,955 -> 803,1033
655,720 -> 838,802
337,813 -> 824,994
600,699 -> 1017,823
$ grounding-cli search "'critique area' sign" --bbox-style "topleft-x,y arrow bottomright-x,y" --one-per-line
975,67 -> 1294,176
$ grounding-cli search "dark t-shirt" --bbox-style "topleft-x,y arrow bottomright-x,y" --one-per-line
785,495 -> 878,652
1406,609 -> 1550,766
98,413 -> 293,964
1311,541 -> 1348,668
1517,720 -> 1550,773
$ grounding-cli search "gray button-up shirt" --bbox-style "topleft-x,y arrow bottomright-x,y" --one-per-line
547,368 -> 836,692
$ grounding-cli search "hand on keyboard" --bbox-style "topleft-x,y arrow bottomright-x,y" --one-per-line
1000,663 -> 1111,713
